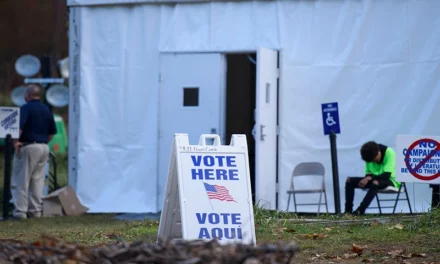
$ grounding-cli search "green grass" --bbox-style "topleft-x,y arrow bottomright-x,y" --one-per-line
0,214 -> 159,245
2,150 -> 440,262
0,207 -> 439,263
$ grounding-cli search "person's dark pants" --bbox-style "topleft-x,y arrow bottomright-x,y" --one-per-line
345,177 -> 393,215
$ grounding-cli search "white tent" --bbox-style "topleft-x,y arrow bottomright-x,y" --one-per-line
67,0 -> 440,214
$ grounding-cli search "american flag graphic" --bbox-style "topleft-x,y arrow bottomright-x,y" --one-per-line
203,182 -> 236,202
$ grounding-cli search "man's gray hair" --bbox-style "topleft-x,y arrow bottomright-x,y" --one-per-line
25,84 -> 41,98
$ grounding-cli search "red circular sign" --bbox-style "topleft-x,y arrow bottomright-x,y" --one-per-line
405,138 -> 440,181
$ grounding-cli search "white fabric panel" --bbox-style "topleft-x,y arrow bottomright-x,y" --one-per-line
72,1 -> 280,213
75,6 -> 161,212
407,0 -> 440,62
278,0 -> 440,213
71,0 -> 440,213
159,1 -> 280,51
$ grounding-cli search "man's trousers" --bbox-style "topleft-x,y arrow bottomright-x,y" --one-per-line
345,177 -> 393,215
11,143 -> 49,219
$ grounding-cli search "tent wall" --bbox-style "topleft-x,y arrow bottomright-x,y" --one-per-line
68,0 -> 440,213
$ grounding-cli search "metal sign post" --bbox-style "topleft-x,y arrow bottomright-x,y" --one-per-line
321,102 -> 341,214
1,107 -> 21,219
2,134 -> 13,219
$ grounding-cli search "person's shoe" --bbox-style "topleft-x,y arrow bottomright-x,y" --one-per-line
12,213 -> 27,220
27,211 -> 42,218
337,212 -> 349,217
352,209 -> 365,216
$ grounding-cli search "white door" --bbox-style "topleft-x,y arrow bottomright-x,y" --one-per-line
254,47 -> 278,210
157,53 -> 226,210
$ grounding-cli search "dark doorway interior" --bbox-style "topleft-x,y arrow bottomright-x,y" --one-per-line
225,53 -> 257,204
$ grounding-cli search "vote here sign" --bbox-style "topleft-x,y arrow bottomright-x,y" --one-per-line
396,135 -> 440,184
159,134 -> 256,246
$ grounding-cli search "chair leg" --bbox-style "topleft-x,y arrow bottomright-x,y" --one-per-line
317,191 -> 323,216
393,185 -> 403,214
286,194 -> 291,212
324,190 -> 329,213
293,193 -> 297,213
376,194 -> 382,215
403,183 -> 413,214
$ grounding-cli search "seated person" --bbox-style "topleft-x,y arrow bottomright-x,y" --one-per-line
344,141 -> 401,216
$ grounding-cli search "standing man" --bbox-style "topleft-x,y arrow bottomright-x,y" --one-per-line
10,84 -> 57,219
344,141 -> 401,216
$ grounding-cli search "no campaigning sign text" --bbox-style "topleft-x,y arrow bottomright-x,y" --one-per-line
402,138 -> 440,181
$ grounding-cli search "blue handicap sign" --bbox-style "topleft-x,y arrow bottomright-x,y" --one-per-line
321,102 -> 340,135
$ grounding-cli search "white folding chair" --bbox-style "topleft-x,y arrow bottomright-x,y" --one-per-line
286,162 -> 329,216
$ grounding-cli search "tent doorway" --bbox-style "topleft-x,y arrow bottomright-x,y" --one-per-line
224,53 -> 257,203
225,48 -> 279,210
157,50 -> 278,210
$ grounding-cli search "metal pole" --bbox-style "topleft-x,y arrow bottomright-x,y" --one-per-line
2,134 -> 13,219
329,131 -> 341,214
40,55 -> 53,113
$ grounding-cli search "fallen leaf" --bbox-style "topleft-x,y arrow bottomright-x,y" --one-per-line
412,253 -> 427,257
274,227 -> 286,233
32,241 -> 43,247
304,233 -> 328,239
351,244 -> 368,255
362,258 -> 374,263
343,253 -> 358,259
324,227 -> 332,231
284,228 -> 296,233
64,260 -> 78,264
371,249 -> 386,255
389,223 -> 405,230
323,254 -> 339,259
371,220 -> 381,226
304,234 -> 314,239
317,233 -> 328,238
387,249 -> 405,258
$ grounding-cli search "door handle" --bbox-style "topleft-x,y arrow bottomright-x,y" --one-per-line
260,125 -> 266,141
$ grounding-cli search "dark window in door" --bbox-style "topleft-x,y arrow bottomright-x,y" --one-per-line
183,87 -> 199,106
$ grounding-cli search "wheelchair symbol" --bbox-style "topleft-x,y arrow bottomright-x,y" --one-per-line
326,113 -> 337,126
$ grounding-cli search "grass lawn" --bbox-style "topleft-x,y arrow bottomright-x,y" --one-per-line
1,150 -> 440,262
1,210 -> 440,263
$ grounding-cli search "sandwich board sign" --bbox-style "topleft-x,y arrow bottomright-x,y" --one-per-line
0,107 -> 20,139
157,133 -> 256,245
396,135 -> 440,184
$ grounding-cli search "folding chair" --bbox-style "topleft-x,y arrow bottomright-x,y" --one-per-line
286,162 -> 329,216
366,182 -> 412,215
